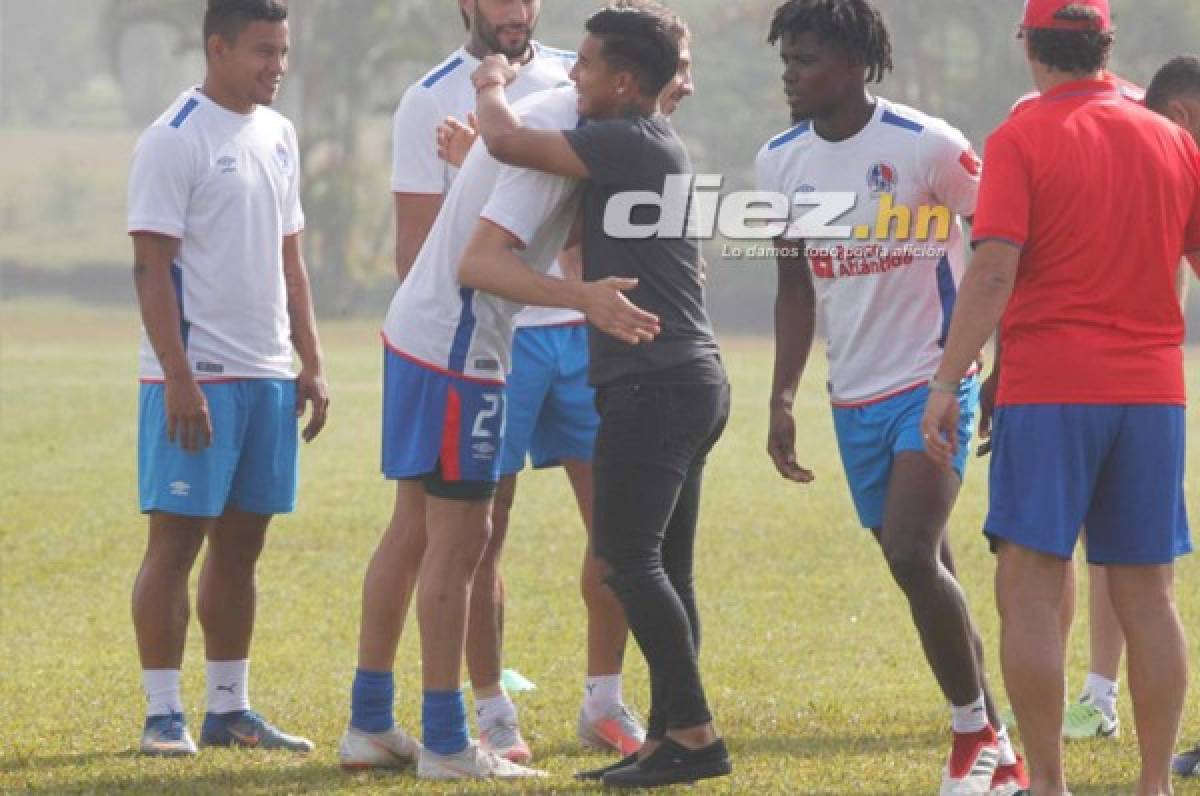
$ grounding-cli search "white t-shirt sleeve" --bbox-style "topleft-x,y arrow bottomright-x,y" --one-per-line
284,120 -> 305,235
480,163 -> 576,248
128,126 -> 194,238
920,122 -> 981,218
755,145 -> 797,241
390,85 -> 446,194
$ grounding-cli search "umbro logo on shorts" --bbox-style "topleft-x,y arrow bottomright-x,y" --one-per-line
169,481 -> 191,497
473,441 -> 497,457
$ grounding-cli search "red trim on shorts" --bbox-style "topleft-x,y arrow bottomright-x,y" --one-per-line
139,377 -> 246,385
441,386 -> 463,481
831,366 -> 979,409
380,332 -> 505,387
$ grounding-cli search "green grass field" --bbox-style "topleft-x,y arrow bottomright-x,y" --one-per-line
3,300 -> 1200,795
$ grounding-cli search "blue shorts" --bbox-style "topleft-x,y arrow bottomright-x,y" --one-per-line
985,404 -> 1191,565
138,379 -> 298,517
832,378 -> 979,530
381,347 -> 506,487
500,323 -> 598,475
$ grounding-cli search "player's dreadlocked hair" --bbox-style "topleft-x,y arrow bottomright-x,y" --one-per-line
767,0 -> 893,84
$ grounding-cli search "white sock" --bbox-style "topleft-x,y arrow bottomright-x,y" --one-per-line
996,724 -> 1017,766
950,692 -> 988,733
143,668 -> 183,717
475,691 -> 517,729
584,674 -> 622,720
206,659 -> 250,715
1081,672 -> 1118,718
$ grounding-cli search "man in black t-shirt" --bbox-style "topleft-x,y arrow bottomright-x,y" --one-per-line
467,5 -> 731,789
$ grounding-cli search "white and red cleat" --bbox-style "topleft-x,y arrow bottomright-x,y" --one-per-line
940,725 -> 1000,796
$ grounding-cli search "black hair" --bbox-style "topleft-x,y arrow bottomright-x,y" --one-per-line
767,0 -> 893,84
204,0 -> 288,48
1025,5 -> 1113,74
612,0 -> 690,46
585,6 -> 680,98
1146,56 -> 1200,113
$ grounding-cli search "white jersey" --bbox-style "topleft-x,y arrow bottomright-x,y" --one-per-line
383,86 -> 582,381
756,98 -> 980,406
391,41 -> 582,328
128,88 -> 304,381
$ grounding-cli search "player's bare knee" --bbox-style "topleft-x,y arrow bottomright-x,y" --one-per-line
882,539 -> 939,592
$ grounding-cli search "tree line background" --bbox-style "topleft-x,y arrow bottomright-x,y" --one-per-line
1,0 -> 1198,331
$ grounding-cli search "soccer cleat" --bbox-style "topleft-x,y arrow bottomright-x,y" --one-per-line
1062,698 -> 1119,740
199,709 -> 314,752
140,712 -> 197,757
941,726 -> 1000,796
989,753 -> 1030,796
601,737 -> 732,788
479,719 -> 532,764
416,741 -> 546,779
577,703 -> 646,756
1172,742 -> 1200,776
338,725 -> 421,770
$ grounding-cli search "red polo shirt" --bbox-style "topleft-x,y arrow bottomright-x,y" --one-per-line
973,76 -> 1200,406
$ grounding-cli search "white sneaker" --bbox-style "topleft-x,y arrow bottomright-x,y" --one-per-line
338,725 -> 421,770
417,741 -> 546,780
479,719 -> 532,763
577,703 -> 646,756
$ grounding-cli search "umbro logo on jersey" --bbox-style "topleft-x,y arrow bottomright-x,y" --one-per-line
216,155 -> 238,174
169,481 -> 191,497
275,142 -> 291,173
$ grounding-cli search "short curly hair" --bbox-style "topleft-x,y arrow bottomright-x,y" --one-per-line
1025,5 -> 1113,74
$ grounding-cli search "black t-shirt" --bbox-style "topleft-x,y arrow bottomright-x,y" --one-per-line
563,114 -> 721,386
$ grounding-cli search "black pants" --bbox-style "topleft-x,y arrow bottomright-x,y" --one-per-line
592,379 -> 731,738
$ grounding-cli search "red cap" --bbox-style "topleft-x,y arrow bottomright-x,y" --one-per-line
1022,0 -> 1112,32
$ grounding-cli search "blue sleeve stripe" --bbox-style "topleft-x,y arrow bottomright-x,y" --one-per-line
170,262 -> 190,349
447,287 -> 477,374
768,121 -> 811,150
881,109 -> 924,133
169,98 -> 199,129
421,57 -> 464,88
935,254 -> 956,348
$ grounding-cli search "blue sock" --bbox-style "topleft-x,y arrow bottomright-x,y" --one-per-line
422,689 -> 468,755
350,669 -> 395,733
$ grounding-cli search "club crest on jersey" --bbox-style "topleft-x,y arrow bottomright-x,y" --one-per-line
867,161 -> 898,196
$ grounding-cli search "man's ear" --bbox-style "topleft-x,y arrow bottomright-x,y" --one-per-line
614,70 -> 638,97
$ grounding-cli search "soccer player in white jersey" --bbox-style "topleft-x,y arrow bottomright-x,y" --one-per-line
127,0 -> 327,758
371,1 -> 589,763
433,1 -> 694,763
339,53 -> 658,790
757,2 -> 1025,794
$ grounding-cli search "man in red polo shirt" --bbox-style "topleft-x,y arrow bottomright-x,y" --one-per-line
920,1 -> 1200,793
